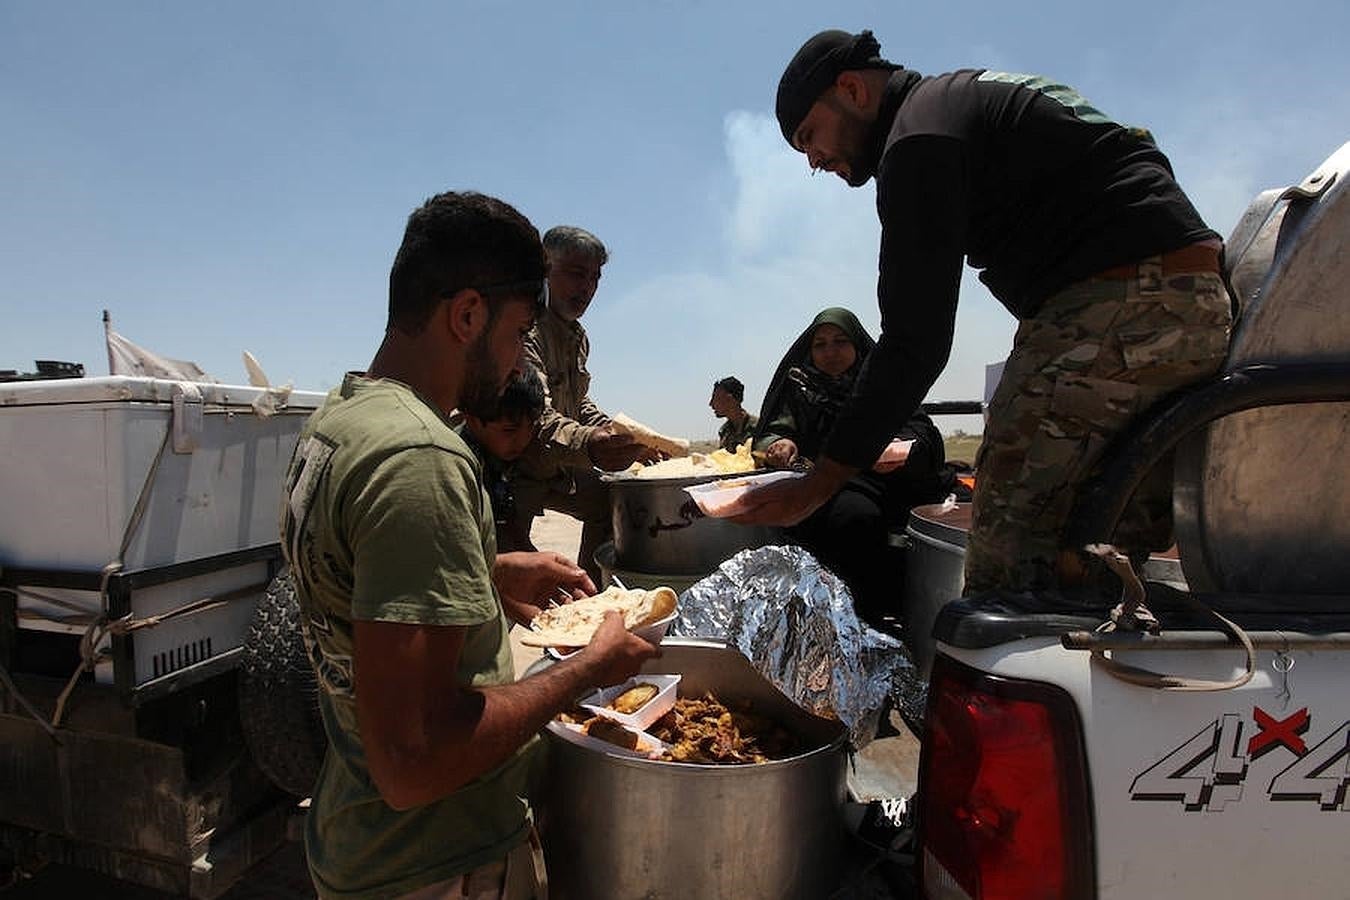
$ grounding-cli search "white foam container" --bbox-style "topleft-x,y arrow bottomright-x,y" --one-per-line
580,674 -> 681,730
549,721 -> 671,760
0,376 -> 325,572
634,610 -> 678,644
683,470 -> 806,517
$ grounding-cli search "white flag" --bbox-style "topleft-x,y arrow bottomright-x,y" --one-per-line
106,328 -> 215,383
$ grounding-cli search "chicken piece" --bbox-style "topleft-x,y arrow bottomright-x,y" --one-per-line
651,693 -> 794,764
555,707 -> 592,725
586,718 -> 639,750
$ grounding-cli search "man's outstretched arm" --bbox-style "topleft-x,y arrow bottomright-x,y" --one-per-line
354,610 -> 657,810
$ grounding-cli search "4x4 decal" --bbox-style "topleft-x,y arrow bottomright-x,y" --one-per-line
1130,707 -> 1350,811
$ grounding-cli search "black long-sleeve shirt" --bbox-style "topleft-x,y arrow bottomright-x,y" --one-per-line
825,68 -> 1218,469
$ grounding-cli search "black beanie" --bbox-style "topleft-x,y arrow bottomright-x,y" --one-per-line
775,29 -> 896,143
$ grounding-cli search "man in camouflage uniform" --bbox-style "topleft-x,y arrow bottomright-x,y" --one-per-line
732,28 -> 1232,597
511,225 -> 659,585
710,376 -> 758,452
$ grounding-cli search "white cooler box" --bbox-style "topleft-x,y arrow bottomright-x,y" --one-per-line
0,376 -> 325,698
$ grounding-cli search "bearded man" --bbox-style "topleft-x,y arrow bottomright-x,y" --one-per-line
734,29 -> 1231,598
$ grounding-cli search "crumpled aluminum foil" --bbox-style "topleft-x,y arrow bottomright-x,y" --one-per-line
671,544 -> 924,749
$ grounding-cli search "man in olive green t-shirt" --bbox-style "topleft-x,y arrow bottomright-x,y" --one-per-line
280,192 -> 658,900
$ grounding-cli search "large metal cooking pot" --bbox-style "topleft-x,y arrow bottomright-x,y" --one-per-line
529,638 -> 848,900
900,503 -> 972,678
605,472 -> 782,575
901,502 -> 1188,676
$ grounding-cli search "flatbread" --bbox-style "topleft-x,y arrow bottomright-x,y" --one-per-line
610,413 -> 690,458
519,585 -> 678,648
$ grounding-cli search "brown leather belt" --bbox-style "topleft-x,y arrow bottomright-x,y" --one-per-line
1094,241 -> 1222,280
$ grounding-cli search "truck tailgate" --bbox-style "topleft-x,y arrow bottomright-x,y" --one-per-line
939,637 -> 1350,899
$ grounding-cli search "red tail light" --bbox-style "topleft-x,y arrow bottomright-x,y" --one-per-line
917,654 -> 1095,899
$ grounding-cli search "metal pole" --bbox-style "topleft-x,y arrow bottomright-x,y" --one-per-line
103,309 -> 115,376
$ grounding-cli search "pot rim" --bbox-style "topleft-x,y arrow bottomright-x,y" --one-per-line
543,723 -> 848,773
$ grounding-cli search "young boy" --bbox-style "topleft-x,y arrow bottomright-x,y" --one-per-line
458,364 -> 546,553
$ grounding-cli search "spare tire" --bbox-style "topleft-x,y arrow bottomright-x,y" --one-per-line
239,568 -> 327,797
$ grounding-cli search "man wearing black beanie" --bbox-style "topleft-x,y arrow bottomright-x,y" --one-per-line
734,29 -> 1232,599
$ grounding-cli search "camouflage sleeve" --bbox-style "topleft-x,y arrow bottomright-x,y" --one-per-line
524,332 -> 601,467
570,331 -> 611,429
825,135 -> 966,469
522,328 -> 550,402
574,394 -> 611,429
532,409 -> 599,466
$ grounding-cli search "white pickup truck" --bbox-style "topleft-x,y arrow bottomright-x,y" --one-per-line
911,141 -> 1350,899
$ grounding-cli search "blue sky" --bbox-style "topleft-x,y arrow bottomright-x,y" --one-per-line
3,0 -> 1347,440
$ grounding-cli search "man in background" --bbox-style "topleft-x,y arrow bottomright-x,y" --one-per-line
511,225 -> 659,585
710,375 -> 757,451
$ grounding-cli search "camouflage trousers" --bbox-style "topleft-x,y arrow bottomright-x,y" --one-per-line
963,248 -> 1232,595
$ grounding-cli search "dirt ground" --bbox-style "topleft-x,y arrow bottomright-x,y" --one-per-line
527,509 -> 586,560
509,511 -> 581,678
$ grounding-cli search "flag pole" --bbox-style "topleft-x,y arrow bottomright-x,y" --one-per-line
103,309 -> 115,376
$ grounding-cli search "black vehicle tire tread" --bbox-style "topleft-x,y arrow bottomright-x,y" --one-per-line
238,569 -> 326,797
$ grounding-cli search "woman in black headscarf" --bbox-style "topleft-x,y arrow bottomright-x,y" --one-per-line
755,307 -> 950,621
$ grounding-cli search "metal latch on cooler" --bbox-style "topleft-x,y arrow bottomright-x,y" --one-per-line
172,382 -> 203,453
1281,165 -> 1337,201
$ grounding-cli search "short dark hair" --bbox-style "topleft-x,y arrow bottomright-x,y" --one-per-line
542,225 -> 608,266
388,191 -> 547,334
481,363 -> 546,424
713,376 -> 745,402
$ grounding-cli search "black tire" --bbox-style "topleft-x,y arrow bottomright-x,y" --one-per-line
239,568 -> 327,797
